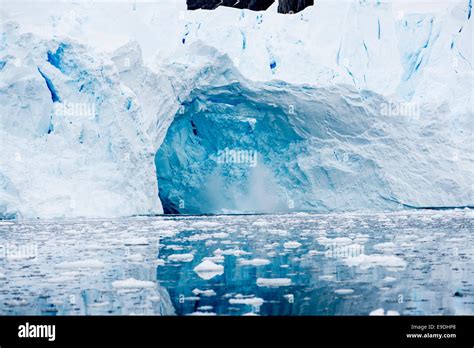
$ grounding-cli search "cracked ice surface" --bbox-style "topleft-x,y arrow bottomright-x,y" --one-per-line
0,210 -> 472,315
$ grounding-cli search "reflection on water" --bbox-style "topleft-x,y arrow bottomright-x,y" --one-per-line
0,210 -> 473,316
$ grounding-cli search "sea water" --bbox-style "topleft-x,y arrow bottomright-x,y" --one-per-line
0,209 -> 472,316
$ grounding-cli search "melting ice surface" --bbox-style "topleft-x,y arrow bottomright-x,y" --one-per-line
0,210 -> 473,316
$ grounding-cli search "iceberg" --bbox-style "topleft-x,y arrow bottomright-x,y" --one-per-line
0,0 -> 472,218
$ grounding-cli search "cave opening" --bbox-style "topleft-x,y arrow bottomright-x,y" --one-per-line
154,84 -> 303,215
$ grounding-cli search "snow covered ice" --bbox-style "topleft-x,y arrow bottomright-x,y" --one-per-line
0,0 -> 472,217
0,210 -> 473,315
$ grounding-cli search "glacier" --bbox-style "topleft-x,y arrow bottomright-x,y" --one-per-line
0,0 -> 472,217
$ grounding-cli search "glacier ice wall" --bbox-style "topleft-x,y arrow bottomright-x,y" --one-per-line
156,48 -> 472,214
0,0 -> 472,217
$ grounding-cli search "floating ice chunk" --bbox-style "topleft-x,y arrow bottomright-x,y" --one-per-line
197,305 -> 214,311
183,296 -> 200,301
334,289 -> 354,295
188,311 -> 216,316
190,221 -> 221,228
382,276 -> 397,283
165,244 -> 184,250
238,258 -> 271,266
317,237 -> 352,246
257,278 -> 292,287
344,254 -> 407,269
205,240 -> 218,247
203,255 -> 225,263
154,259 -> 166,266
374,242 -> 397,252
192,288 -> 217,297
151,220 -> 180,228
229,297 -> 264,306
124,237 -> 149,246
220,249 -> 249,256
369,308 -> 385,316
168,253 -> 194,262
57,259 -> 105,269
353,234 -> 370,244
266,229 -> 289,236
193,260 -> 224,280
283,241 -> 301,249
212,232 -> 229,239
187,234 -> 212,241
253,220 -> 270,226
111,278 -> 155,289
370,308 -> 400,316
194,260 -> 223,272
0,273 -> 5,279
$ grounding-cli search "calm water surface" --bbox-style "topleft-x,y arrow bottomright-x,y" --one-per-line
0,210 -> 472,316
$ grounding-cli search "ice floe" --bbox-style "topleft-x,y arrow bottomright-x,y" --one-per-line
238,258 -> 271,266
369,308 -> 400,316
344,254 -> 407,269
193,260 -> 224,280
256,278 -> 292,287
334,289 -> 354,295
111,278 -> 155,289
229,297 -> 264,306
192,288 -> 217,297
168,253 -> 194,262
283,241 -> 302,249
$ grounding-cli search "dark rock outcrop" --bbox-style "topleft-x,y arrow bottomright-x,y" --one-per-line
278,0 -> 314,13
186,0 -> 314,13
